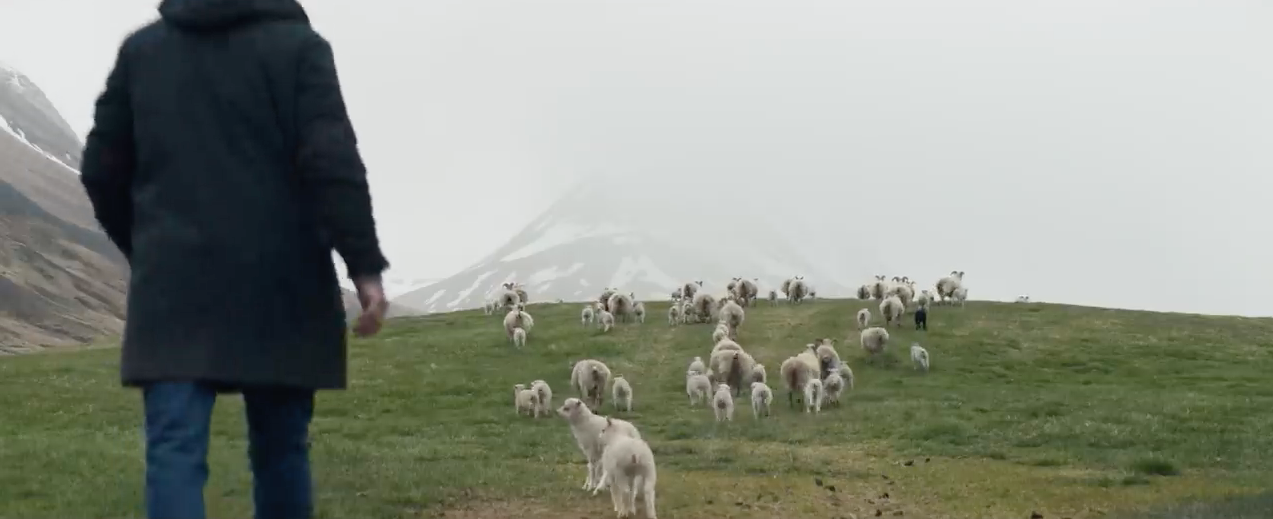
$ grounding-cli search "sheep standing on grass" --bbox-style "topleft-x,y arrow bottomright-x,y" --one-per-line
911,343 -> 930,372
780,355 -> 817,408
812,338 -> 842,379
709,348 -> 757,396
691,291 -> 717,324
599,310 -> 615,332
682,281 -> 703,301
916,290 -> 934,308
687,356 -> 706,375
531,379 -> 553,416
498,288 -> 521,311
888,283 -> 915,307
667,304 -> 680,326
768,289 -> 778,305
581,305 -> 595,326
914,306 -> 928,331
751,363 -> 767,385
953,286 -> 969,307
838,364 -> 855,391
558,398 -> 635,492
685,371 -> 711,406
822,371 -> 845,407
612,375 -> 634,412
751,381 -> 773,419
712,323 -> 730,345
514,384 -> 540,417
608,292 -> 636,323
571,359 -> 612,409
512,327 -> 527,348
860,327 -> 891,362
732,278 -> 759,307
598,288 -> 618,312
880,296 -> 905,328
803,378 -> 824,414
871,275 -> 888,300
856,308 -> 871,329
719,300 -> 745,338
936,271 -> 965,304
856,284 -> 872,300
712,384 -> 735,422
504,307 -> 534,340
780,278 -> 793,298
787,276 -> 809,304
633,296 -> 647,324
594,430 -> 658,519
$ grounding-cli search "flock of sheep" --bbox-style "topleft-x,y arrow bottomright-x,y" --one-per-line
482,272 -> 971,519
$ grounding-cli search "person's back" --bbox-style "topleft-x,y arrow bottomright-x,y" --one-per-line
79,0 -> 389,517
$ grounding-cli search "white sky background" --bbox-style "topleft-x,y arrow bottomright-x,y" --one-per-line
2,0 -> 1271,315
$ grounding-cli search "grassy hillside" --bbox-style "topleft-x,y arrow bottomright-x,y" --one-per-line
1,299 -> 1271,518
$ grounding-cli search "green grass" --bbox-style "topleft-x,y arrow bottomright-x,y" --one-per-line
1,299 -> 1271,518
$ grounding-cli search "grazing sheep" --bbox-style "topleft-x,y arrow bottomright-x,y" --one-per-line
685,371 -> 711,406
787,276 -> 809,304
936,271 -> 965,304
612,375 -> 633,412
598,310 -> 615,332
531,379 -> 553,415
856,308 -> 871,329
709,348 -> 757,396
880,296 -> 905,328
953,286 -> 968,306
571,359 -> 613,408
608,292 -> 636,323
860,327 -> 891,361
594,433 -> 658,518
633,297 -> 646,324
719,300 -> 745,338
667,304 -> 680,325
514,384 -> 540,417
856,284 -> 872,300
914,306 -> 928,331
582,305 -> 595,326
911,343 -> 930,372
780,355 -> 818,408
682,281 -> 703,301
691,291 -> 717,323
750,381 -> 773,419
504,308 -> 534,339
712,383 -> 735,422
750,363 -> 767,385
822,372 -> 845,407
803,378 -> 824,414
767,289 -> 778,305
687,356 -> 706,375
512,327 -> 527,348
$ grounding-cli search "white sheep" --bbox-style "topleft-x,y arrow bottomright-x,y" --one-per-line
685,371 -> 711,406
514,384 -> 540,417
571,359 -> 612,408
860,327 -> 890,362
936,270 -> 965,304
582,305 -> 595,326
822,371 -> 845,407
803,378 -> 824,414
710,338 -> 743,356
750,363 -> 767,385
682,280 -> 703,301
916,290 -> 934,308
733,278 -> 759,307
712,383 -> 734,422
530,379 -> 553,415
709,348 -> 757,396
598,310 -> 615,333
608,292 -> 636,323
856,284 -> 872,300
687,356 -> 706,375
787,276 -> 809,304
880,296 -> 905,328
780,354 -> 818,408
691,291 -> 717,323
953,286 -> 968,306
780,277 -> 793,296
512,327 -> 527,349
888,283 -> 915,307
503,308 -> 533,340
498,288 -> 521,310
811,339 -> 842,380
911,343 -> 930,372
633,297 -> 647,324
667,304 -> 679,325
870,275 -> 888,300
594,433 -> 658,518
856,308 -> 871,329
597,288 -> 618,312
838,363 -> 855,391
718,300 -> 745,338
750,381 -> 773,419
612,375 -> 633,412
1016,295 -> 1031,303
711,323 -> 730,345
557,398 -> 637,492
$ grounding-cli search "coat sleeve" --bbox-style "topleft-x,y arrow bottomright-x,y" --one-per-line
294,34 -> 390,280
80,44 -> 137,259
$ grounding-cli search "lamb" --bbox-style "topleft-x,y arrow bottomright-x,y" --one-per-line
936,271 -> 965,304
880,296 -> 905,328
612,375 -> 634,412
911,343 -> 930,372
633,297 -> 647,324
608,292 -> 636,323
512,327 -> 527,348
503,307 -> 534,339
691,291 -> 717,323
571,359 -> 613,408
767,289 -> 778,305
667,304 -> 680,325
787,276 -> 809,304
709,348 -> 757,396
750,381 -> 773,419
582,305 -> 595,326
514,384 -> 540,417
780,354 -> 818,408
803,378 -> 824,414
712,383 -> 734,422
838,363 -> 855,391
750,363 -> 767,385
687,356 -> 706,375
856,308 -> 871,329
856,284 -> 872,300
558,398 -> 638,492
711,323 -> 730,345
953,286 -> 968,306
718,300 -> 745,338
531,379 -> 553,415
594,433 -> 658,518
598,310 -> 615,332
685,371 -> 711,405
822,371 -> 845,407
860,327 -> 890,362
811,339 -> 841,379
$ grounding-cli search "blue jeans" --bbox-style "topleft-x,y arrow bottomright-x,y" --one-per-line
142,381 -> 316,519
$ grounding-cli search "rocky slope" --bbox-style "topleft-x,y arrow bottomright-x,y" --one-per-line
394,181 -> 850,313
0,62 -> 129,353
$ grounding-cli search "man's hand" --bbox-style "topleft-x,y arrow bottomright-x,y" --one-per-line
352,275 -> 388,337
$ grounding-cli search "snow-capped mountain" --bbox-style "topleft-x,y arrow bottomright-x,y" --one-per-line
337,273 -> 440,300
0,61 -> 129,351
394,181 -> 851,313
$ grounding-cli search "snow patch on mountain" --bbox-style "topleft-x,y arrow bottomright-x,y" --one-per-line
448,270 -> 497,307
501,222 -> 627,261
608,256 -> 679,297
0,113 -> 77,174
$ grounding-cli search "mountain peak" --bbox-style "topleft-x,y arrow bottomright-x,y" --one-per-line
0,60 -> 83,173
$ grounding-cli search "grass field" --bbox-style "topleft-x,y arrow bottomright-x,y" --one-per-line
1,299 -> 1272,518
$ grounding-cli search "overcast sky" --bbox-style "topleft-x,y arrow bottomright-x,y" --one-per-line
2,0 -> 1271,315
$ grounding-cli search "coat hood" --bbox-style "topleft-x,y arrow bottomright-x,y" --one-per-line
159,0 -> 308,31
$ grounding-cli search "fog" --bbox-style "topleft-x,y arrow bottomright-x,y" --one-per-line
3,0 -> 1270,314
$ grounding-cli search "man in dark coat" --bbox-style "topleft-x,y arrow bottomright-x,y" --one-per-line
79,0 -> 389,517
